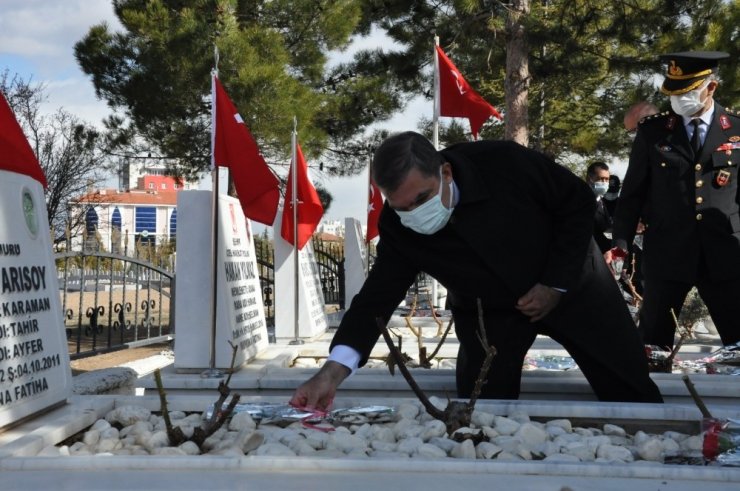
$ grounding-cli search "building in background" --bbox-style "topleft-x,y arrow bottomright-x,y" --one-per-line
69,160 -> 192,254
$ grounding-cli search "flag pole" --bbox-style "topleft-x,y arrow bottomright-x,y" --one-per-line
204,47 -> 224,377
430,35 -> 440,308
289,116 -> 304,345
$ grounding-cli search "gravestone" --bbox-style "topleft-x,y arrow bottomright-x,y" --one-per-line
343,217 -> 368,308
0,170 -> 71,429
273,210 -> 328,340
174,191 -> 268,371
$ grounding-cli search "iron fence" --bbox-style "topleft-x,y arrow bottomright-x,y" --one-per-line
55,251 -> 174,359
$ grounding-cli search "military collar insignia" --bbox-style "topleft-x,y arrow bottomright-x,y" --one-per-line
665,114 -> 678,130
659,144 -> 672,152
720,114 -> 732,130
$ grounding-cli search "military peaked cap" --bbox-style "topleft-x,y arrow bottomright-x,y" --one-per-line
659,51 -> 730,95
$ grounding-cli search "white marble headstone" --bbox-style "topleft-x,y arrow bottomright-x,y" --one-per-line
0,170 -> 72,429
343,217 -> 368,308
273,209 -> 328,340
174,191 -> 268,371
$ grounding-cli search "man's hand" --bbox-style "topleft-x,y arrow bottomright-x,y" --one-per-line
603,247 -> 628,279
289,360 -> 351,411
516,283 -> 562,322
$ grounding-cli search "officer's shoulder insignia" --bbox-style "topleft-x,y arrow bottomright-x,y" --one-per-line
725,107 -> 739,117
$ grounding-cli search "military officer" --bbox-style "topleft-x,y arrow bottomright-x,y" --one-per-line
610,51 -> 740,350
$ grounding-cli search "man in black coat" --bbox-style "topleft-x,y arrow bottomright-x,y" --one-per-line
291,131 -> 662,409
610,51 -> 740,350
586,161 -> 613,253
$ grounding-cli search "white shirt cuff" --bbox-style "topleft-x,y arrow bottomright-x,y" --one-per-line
327,345 -> 361,376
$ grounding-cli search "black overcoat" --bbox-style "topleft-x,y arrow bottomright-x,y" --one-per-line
614,106 -> 740,283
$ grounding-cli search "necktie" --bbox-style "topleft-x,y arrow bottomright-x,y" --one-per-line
691,119 -> 702,157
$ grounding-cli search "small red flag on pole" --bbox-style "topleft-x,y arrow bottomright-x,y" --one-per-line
366,178 -> 382,243
435,45 -> 502,138
280,141 -> 324,250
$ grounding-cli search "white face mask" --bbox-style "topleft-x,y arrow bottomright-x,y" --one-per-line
670,83 -> 709,117
592,181 -> 609,197
396,169 -> 454,235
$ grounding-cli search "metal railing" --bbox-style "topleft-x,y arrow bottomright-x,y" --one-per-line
56,251 -> 174,359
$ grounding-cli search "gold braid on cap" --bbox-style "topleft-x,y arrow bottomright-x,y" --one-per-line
666,67 -> 713,80
660,76 -> 712,96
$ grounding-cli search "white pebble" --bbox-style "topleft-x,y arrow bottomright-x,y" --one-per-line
228,412 -> 256,431
370,440 -> 397,452
396,403 -> 420,420
328,433 -> 367,453
96,438 -> 121,453
471,410 -> 495,427
475,441 -> 503,459
637,437 -> 664,461
661,437 -> 680,456
603,424 -> 626,437
178,441 -> 201,455
516,423 -> 548,449
105,405 -> 151,426
450,439 -> 476,459
90,419 -> 111,432
421,419 -> 447,440
563,442 -> 594,461
680,435 -> 703,452
83,429 -> 101,447
428,437 -> 457,453
417,443 -> 447,458
596,443 -> 634,462
493,416 -> 520,435
397,437 -> 424,455
303,431 -> 329,450
546,419 -> 572,433
370,450 -> 408,459
253,442 -> 296,457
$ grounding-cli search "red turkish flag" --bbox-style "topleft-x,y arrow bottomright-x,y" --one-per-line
366,179 -> 382,243
436,45 -> 502,138
0,91 -> 47,187
280,142 -> 324,250
213,76 -> 279,225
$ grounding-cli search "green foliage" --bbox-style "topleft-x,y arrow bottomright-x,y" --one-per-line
75,0 -> 395,180
353,0 -> 738,164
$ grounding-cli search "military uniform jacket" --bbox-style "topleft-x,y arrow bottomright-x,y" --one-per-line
331,140 -> 596,366
613,105 -> 740,282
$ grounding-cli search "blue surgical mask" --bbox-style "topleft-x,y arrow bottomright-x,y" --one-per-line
396,169 -> 454,235
592,181 -> 609,197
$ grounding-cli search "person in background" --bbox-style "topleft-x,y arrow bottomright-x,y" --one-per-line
290,131 -> 662,410
610,51 -> 740,350
603,174 -> 621,217
586,161 -> 613,254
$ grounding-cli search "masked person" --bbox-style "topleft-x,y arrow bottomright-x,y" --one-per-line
609,51 -> 740,350
290,132 -> 662,410
586,161 -> 613,253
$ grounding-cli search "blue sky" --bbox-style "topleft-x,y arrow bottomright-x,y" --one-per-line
0,1 -> 438,233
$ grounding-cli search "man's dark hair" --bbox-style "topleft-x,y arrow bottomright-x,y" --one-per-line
586,161 -> 609,179
371,131 -> 444,193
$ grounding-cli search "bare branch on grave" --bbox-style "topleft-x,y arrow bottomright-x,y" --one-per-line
378,316 -> 445,421
681,372 -> 713,419
426,317 -> 455,362
154,341 -> 242,449
378,314 -> 492,437
154,369 -> 186,446
427,292 -> 445,337
667,308 -> 692,366
468,299 -> 497,409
